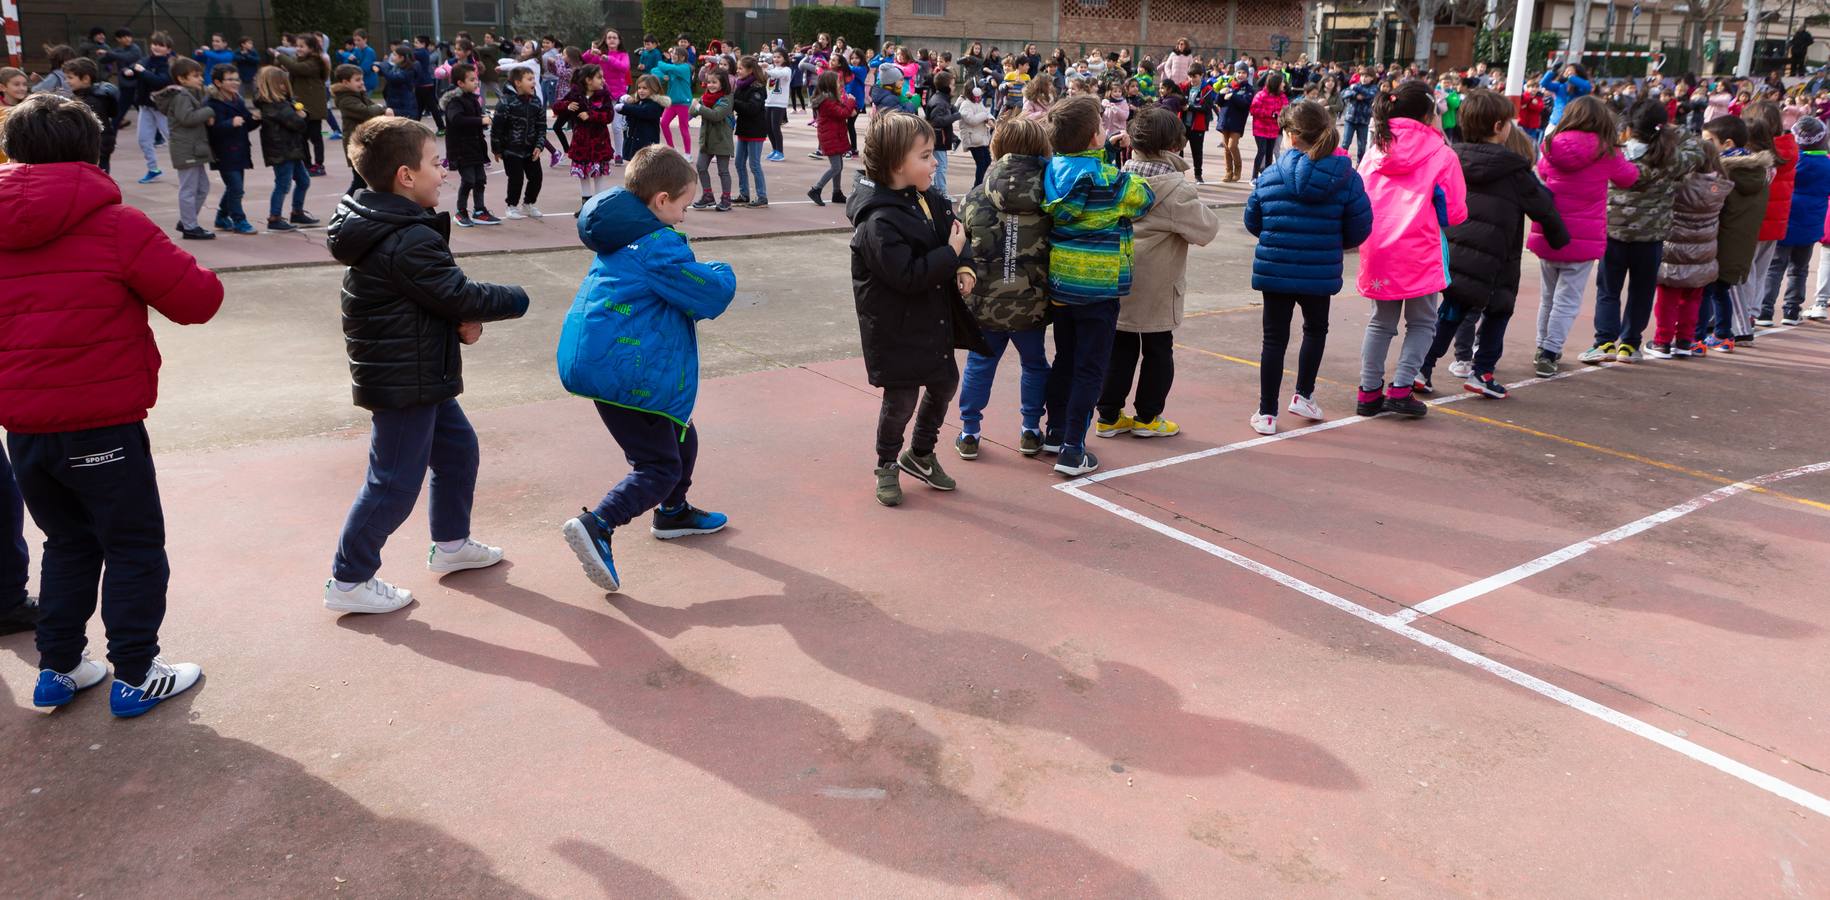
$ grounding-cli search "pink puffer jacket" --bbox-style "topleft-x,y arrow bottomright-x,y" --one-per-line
1250,90 -> 1287,139
1354,118 -> 1468,300
1527,130 -> 1638,262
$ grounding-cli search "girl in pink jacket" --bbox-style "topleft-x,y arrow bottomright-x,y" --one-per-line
1249,73 -> 1288,179
1353,80 -> 1468,419
1526,95 -> 1638,376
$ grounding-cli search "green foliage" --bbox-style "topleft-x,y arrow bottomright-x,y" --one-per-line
272,0 -> 370,44
789,6 -> 879,50
1473,29 -> 1564,69
512,0 -> 607,49
642,0 -> 724,49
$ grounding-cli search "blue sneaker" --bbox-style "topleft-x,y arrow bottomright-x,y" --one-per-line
562,509 -> 620,592
33,657 -> 109,708
767,151 -> 785,162
109,658 -> 202,718
214,213 -> 234,230
329,131 -> 343,141
651,503 -> 729,540
137,170 -> 163,184
232,219 -> 258,235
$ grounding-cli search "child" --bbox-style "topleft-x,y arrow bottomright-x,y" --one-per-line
122,31 -> 174,182
731,56 -> 770,207
1217,73 -> 1255,181
61,58 -> 121,173
323,116 -> 530,615
152,57 -> 216,239
254,65 -> 315,231
556,64 -> 616,206
957,85 -> 993,187
1420,90 -> 1568,397
1648,139 -> 1730,357
1579,99 -> 1697,364
1021,74 -> 1055,120
688,68 -> 734,211
441,63 -> 499,226
1354,79 -> 1467,418
1529,95 -> 1637,376
1747,101 -> 1796,338
380,46 -> 420,121
652,46 -> 694,153
618,74 -> 666,161
1243,99 -> 1373,433
204,62 -> 259,234
955,115 -> 1052,459
0,93 -> 223,716
556,146 -> 736,591
764,51 -> 792,159
1248,72 -> 1288,180
807,70 -> 855,206
492,66 -> 547,218
922,70 -> 960,197
331,63 -> 388,194
1097,107 -> 1221,437
1762,115 -> 1830,325
1437,73 -> 1463,142
1697,116 -> 1774,349
1041,95 -> 1156,475
0,68 -> 25,165
851,112 -> 986,508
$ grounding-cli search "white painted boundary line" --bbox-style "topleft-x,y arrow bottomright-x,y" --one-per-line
1059,483 -> 1830,819
1392,460 -> 1830,624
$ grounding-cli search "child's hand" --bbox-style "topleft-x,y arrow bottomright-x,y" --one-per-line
956,271 -> 977,296
232,115 -> 245,126
568,101 -> 580,111
384,107 -> 394,116
482,114 -> 493,127
458,321 -> 483,344
578,110 -> 589,121
948,219 -> 966,254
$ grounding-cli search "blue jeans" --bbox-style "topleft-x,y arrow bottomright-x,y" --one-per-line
1698,280 -> 1737,340
959,328 -> 1049,435
1346,120 -> 1370,161
216,167 -> 248,223
269,159 -> 310,218
1045,299 -> 1121,451
934,149 -> 949,196
332,400 -> 478,584
735,140 -> 767,199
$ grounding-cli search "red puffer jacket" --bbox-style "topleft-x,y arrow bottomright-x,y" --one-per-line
1759,132 -> 1798,242
0,162 -> 222,434
815,94 -> 856,156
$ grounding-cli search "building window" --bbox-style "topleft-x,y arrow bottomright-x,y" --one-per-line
752,0 -> 776,8
791,0 -> 819,6
463,0 -> 500,25
913,0 -> 946,16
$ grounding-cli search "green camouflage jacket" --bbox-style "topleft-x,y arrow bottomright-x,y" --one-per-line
959,152 -> 1050,331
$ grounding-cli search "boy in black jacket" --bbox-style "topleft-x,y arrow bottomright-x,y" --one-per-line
440,63 -> 499,226
61,58 -> 121,173
491,66 -> 546,218
322,117 -> 530,615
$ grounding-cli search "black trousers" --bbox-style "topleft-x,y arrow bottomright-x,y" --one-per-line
10,424 -> 168,686
307,117 -> 325,167
503,154 -> 542,205
767,107 -> 787,154
456,163 -> 487,214
1423,302 -> 1512,378
1259,292 -> 1330,416
1097,330 -> 1174,423
1186,129 -> 1205,181
876,365 -> 959,466
416,85 -> 445,130
0,442 -> 27,611
969,146 -> 990,186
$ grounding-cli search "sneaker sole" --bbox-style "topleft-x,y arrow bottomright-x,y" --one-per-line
324,593 -> 414,614
561,519 -> 621,592
1463,383 -> 1507,399
1018,446 -> 1042,457
956,445 -> 979,460
1130,428 -> 1177,438
427,554 -> 505,574
651,521 -> 727,540
1094,427 -> 1128,439
1053,460 -> 1099,477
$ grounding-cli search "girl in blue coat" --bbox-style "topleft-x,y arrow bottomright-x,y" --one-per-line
379,47 -> 420,121
1242,100 -> 1374,434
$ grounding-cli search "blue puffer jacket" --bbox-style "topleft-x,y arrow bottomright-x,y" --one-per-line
1781,150 -> 1830,246
380,60 -> 419,120
1242,148 -> 1375,295
556,189 -> 737,427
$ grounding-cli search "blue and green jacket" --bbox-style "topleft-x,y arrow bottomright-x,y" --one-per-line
556,189 -> 736,428
1042,150 -> 1155,304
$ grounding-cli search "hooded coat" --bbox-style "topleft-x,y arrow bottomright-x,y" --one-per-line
274,51 -> 330,119
1716,150 -> 1774,284
1218,80 -> 1254,134
847,176 -> 990,387
1443,142 -> 1570,315
1355,118 -> 1468,300
325,190 -> 530,410
1780,147 -> 1830,245
0,162 -> 222,433
1607,134 -> 1702,243
152,83 -> 216,169
959,153 -> 1050,331
1244,147 -> 1374,296
1658,169 -> 1731,287
1529,130 -> 1638,262
1121,154 -> 1222,333
441,87 -> 490,167
256,96 -> 312,166
556,189 -> 736,426
1758,132 -> 1799,241
206,93 -> 259,172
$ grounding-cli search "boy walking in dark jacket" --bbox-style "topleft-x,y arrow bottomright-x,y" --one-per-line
61,57 -> 120,173
491,67 -> 547,218
322,117 -> 530,615
441,63 -> 499,225
332,63 -> 388,194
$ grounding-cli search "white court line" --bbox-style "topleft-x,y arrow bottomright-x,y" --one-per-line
1058,483 -> 1830,819
1392,459 -> 1830,624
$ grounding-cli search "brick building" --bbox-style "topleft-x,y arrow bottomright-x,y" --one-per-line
870,0 -> 1309,61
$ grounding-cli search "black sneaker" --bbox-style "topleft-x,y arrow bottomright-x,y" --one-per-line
747,197 -> 769,209
1040,429 -> 1064,455
733,194 -> 750,205
1644,341 -> 1675,359
471,210 -> 502,225
1385,392 -> 1428,418
806,187 -> 825,207
0,596 -> 40,636
266,216 -> 296,232
691,194 -> 715,210
1412,373 -> 1434,394
650,503 -> 729,540
1355,392 -> 1385,417
179,225 -> 216,240
832,190 -> 847,205
715,196 -> 732,212
289,209 -> 320,227
455,213 -> 475,228
1053,447 -> 1099,477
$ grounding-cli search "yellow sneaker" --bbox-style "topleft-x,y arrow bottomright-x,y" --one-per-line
1095,415 -> 1136,439
1130,417 -> 1180,438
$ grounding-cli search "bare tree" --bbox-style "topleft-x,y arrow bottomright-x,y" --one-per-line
1393,0 -> 1455,66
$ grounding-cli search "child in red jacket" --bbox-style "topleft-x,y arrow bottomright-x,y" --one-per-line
0,94 -> 224,718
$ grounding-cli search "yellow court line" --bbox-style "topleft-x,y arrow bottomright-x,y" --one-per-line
1175,341 -> 1830,515
1183,306 -> 1263,319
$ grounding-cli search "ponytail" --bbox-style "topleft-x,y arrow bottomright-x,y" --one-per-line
1280,99 -> 1338,160
1371,79 -> 1436,150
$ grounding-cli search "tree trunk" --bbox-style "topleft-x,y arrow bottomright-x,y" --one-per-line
1415,18 -> 1437,67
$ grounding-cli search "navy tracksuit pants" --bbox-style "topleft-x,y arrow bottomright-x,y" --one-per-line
333,399 -> 478,584
592,403 -> 697,529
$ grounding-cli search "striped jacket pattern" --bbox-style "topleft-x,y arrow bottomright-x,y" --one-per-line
1041,150 -> 1156,304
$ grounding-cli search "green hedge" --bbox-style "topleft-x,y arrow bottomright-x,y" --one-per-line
272,0 -> 370,45
789,6 -> 879,50
1473,29 -> 1564,69
643,0 -> 724,49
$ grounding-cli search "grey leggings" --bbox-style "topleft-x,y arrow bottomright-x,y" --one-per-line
1360,296 -> 1439,390
812,153 -> 845,192
696,150 -> 731,198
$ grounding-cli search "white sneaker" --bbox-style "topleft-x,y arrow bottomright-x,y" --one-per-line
1447,359 -> 1474,378
505,206 -> 527,219
110,657 -> 202,718
33,655 -> 110,708
324,578 -> 414,614
427,539 -> 504,574
1287,393 -> 1325,421
523,203 -> 544,219
1805,304 -> 1829,320
1249,413 -> 1277,435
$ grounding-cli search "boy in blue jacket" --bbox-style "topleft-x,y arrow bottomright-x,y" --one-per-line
557,146 -> 736,593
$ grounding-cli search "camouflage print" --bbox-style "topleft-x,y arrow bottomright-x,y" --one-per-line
959,153 -> 1050,331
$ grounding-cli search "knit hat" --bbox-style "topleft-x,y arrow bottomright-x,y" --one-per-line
877,62 -> 902,85
1792,115 -> 1827,149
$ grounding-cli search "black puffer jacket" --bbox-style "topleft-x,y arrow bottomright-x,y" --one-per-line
847,176 -> 990,387
490,90 -> 546,157
1443,142 -> 1570,316
732,79 -> 769,141
441,88 -> 490,167
256,98 -> 312,166
326,191 -> 530,410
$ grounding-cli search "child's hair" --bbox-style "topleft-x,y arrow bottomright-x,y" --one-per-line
738,54 -> 761,80
333,63 -> 364,83
671,46 -> 688,62
571,63 -> 602,95
1623,98 -> 1680,169
1551,94 -> 1618,158
43,44 -> 76,70
932,70 -> 953,94
255,65 -> 291,103
1502,121 -> 1537,163
209,64 -> 237,95
989,113 -> 1048,158
348,116 -> 434,191
1371,78 -> 1434,149
1046,94 -> 1102,153
862,111 -> 935,186
1278,99 -> 1339,160
1128,105 -> 1185,155
700,67 -> 731,94
636,73 -> 662,95
62,56 -> 100,82
508,65 -> 535,87
1701,114 -> 1749,148
170,56 -> 202,81
1744,100 -> 1782,150
149,30 -> 172,49
1457,88 -> 1513,142
624,144 -> 698,201
1262,72 -> 1284,97
0,93 -> 102,164
1023,75 -> 1056,107
450,62 -> 476,84
813,69 -> 841,105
